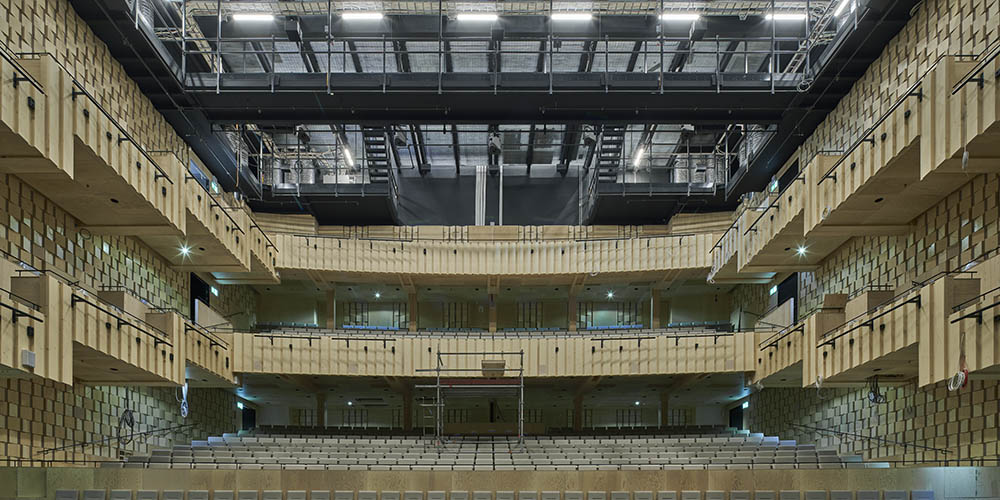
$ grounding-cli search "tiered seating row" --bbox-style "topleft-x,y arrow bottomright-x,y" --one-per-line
112,432 -> 886,471
54,490 -> 937,500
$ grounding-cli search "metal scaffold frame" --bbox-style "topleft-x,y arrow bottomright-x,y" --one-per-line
415,350 -> 525,446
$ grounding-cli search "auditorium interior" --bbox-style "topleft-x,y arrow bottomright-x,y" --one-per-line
0,0 -> 999,497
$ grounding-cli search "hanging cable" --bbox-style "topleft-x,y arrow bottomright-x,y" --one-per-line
948,328 -> 969,392
117,387 -> 136,448
867,375 -> 887,404
175,383 -> 190,418
814,375 -> 830,401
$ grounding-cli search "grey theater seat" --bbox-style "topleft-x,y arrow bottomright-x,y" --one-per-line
163,492 -> 184,500
587,492 -> 607,500
883,493 -> 906,500
110,491 -> 133,500
137,492 -> 158,500
856,493 -> 878,500
215,492 -> 236,500
84,491 -> 108,500
263,492 -> 283,500
520,492 -> 538,500
188,492 -> 210,500
56,491 -> 79,500
497,492 -> 515,500
657,493 -> 677,500
634,493 -> 652,500
611,492 -> 629,500
911,493 -> 933,500
382,493 -> 401,500
681,493 -> 702,500
358,492 -> 377,500
706,493 -> 725,500
428,492 -> 446,500
311,492 -> 332,500
287,494 -> 306,500
755,493 -> 776,500
780,493 -> 800,500
542,492 -> 561,500
451,493 -> 470,500
804,493 -> 826,500
565,492 -> 584,500
731,493 -> 750,500
405,492 -> 424,500
830,493 -> 852,500
335,492 -> 354,500
239,492 -> 259,500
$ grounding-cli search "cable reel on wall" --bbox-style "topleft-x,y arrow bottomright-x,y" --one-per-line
117,387 -> 137,448
176,382 -> 190,418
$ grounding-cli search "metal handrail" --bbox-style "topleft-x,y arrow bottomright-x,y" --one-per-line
290,231 -> 698,244
70,292 -> 173,347
817,294 -> 921,347
742,176 -> 805,236
951,299 -> 1000,325
185,176 -> 245,234
952,283 -> 1000,314
817,52 -> 981,185
758,324 -> 805,351
951,39 -> 1000,95
789,423 -> 951,454
184,321 -> 231,350
14,267 -> 80,286
0,45 -> 45,94
35,423 -> 194,456
13,52 -> 175,185
0,287 -> 44,324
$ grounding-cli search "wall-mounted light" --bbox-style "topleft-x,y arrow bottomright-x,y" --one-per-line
796,246 -> 807,256
632,146 -> 646,168
606,290 -> 615,299
374,291 -> 381,299
742,401 -> 750,409
765,13 -> 807,20
179,245 -> 191,257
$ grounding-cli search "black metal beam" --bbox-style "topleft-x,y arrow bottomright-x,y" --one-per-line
346,41 -> 363,73
451,125 -> 461,173
525,125 -> 536,175
625,41 -> 643,72
249,41 -> 272,73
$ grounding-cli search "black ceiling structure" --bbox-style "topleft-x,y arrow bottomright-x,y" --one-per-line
67,0 -> 918,226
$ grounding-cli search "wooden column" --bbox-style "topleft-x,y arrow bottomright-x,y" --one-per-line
659,391 -> 670,428
408,292 -> 417,332
316,392 -> 327,427
402,384 -> 413,431
573,394 -> 584,432
651,289 -> 662,328
325,289 -> 336,329
489,294 -> 497,333
568,293 -> 578,332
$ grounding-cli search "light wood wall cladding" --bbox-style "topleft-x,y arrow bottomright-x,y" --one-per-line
14,467 -> 1000,498
182,178 -> 251,273
0,57 -> 73,178
737,180 -> 808,273
749,379 -> 1000,462
751,325 -> 806,384
274,233 -> 715,277
0,380 -> 236,462
58,279 -> 185,386
814,287 -> 932,384
0,261 -> 70,385
232,332 -> 755,377
924,254 -> 1000,386
182,323 -> 236,385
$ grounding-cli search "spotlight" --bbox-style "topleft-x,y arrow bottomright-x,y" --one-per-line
374,292 -> 381,299
634,401 -> 640,406
796,246 -> 807,256
606,290 -> 614,299
179,245 -> 191,257
347,401 -> 353,406
632,146 -> 646,168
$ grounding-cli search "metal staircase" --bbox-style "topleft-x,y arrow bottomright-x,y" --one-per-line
597,124 -> 626,182
362,125 -> 390,183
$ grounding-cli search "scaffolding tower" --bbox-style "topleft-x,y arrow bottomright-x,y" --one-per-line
415,350 -> 525,446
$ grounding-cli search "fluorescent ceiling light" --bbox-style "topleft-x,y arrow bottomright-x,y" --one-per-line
232,13 -> 275,22
342,12 -> 384,20
457,13 -> 499,21
632,146 -> 646,167
660,13 -> 700,21
343,148 -> 355,167
551,12 -> 593,21
765,13 -> 807,20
